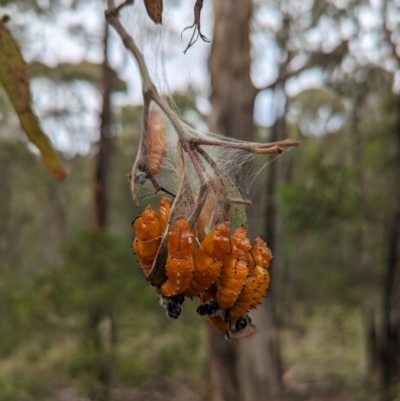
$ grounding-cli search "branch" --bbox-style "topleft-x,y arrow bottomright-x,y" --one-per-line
105,0 -> 156,94
106,1 -> 299,217
181,0 -> 210,54
106,3 -> 193,142
115,0 -> 134,15
382,0 -> 400,65
257,41 -> 349,92
189,137 -> 300,153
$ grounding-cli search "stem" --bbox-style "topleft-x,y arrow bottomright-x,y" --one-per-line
147,172 -> 175,197
130,93 -> 150,203
189,137 -> 300,152
105,0 -> 156,94
227,198 -> 252,206
252,145 -> 283,154
188,183 -> 209,227
114,0 -> 134,15
190,146 -> 224,196
182,142 -> 208,185
106,0 -> 192,144
182,0 -> 210,54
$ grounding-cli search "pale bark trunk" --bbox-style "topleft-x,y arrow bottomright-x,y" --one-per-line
208,1 -> 282,400
265,86 -> 286,305
208,0 -> 256,142
208,329 -> 241,401
236,298 -> 282,401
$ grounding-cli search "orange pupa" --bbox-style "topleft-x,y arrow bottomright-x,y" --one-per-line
228,237 -> 272,320
146,108 -> 167,175
216,226 -> 251,310
132,205 -> 162,276
159,217 -> 195,296
184,222 -> 231,297
157,195 -> 173,235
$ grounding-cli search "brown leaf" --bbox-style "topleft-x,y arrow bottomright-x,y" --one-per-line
143,0 -> 163,24
0,20 -> 67,181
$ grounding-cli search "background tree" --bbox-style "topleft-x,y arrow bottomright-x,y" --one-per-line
208,1 -> 281,400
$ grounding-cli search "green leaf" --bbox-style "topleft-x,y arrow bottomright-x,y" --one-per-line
0,20 -> 67,181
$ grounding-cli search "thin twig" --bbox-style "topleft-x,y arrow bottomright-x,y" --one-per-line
113,0 -> 134,16
130,92 -> 151,203
106,1 -> 191,142
227,198 -> 252,206
182,0 -> 210,54
182,141 -> 208,185
182,143 -> 226,225
105,0 -> 156,94
190,145 -> 229,198
189,137 -> 300,153
147,173 -> 176,197
252,145 -> 283,154
188,183 -> 209,227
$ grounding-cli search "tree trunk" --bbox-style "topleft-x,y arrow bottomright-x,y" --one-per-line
265,86 -> 286,305
364,302 -> 380,384
380,95 -> 400,401
348,93 -> 380,385
208,328 -> 241,401
94,24 -> 113,230
89,23 -> 115,401
208,0 -> 256,142
208,1 -> 282,400
0,145 -> 12,262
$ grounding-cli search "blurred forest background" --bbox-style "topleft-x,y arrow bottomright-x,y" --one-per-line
1,0 -> 400,400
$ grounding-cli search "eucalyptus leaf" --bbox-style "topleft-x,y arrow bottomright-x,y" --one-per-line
0,21 -> 67,181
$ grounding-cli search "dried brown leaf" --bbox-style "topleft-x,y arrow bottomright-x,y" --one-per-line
228,322 -> 259,339
143,0 -> 163,24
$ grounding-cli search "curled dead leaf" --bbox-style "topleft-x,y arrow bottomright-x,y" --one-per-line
144,0 -> 163,24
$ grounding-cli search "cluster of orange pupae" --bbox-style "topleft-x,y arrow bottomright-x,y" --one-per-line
132,196 -> 272,337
